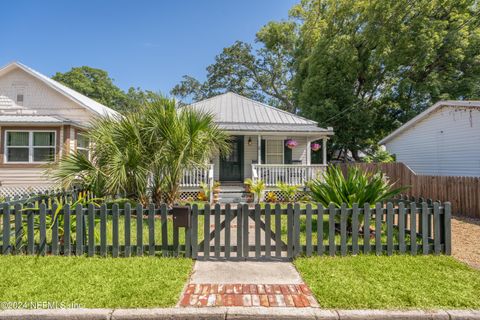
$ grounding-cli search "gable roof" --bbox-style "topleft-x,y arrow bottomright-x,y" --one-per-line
379,100 -> 480,144
0,62 -> 120,118
187,92 -> 333,134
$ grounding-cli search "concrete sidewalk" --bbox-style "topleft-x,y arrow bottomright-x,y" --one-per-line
1,308 -> 479,320
190,261 -> 303,284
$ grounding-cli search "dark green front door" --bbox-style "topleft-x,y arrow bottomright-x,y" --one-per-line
220,136 -> 244,182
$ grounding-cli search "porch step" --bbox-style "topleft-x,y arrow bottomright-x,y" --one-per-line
219,191 -> 247,203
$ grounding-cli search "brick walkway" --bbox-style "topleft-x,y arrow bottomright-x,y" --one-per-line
179,283 -> 319,307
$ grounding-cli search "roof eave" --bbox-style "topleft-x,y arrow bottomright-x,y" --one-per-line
379,100 -> 480,144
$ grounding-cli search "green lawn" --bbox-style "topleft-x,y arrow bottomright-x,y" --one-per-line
295,255 -> 480,309
0,256 -> 193,308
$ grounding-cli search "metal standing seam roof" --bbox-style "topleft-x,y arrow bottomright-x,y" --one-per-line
0,62 -> 121,118
187,92 -> 333,133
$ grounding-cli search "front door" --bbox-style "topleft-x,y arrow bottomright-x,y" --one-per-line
220,136 -> 243,182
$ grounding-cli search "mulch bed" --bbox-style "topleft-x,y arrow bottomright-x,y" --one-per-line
452,216 -> 480,269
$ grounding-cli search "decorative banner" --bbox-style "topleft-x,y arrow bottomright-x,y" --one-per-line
311,143 -> 321,151
285,139 -> 298,149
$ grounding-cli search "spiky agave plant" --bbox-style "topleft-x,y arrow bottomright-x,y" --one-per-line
308,165 -> 408,232
309,165 -> 407,208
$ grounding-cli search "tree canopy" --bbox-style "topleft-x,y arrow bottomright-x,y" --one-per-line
171,21 -> 297,111
52,66 -> 160,113
293,0 -> 480,159
172,0 -> 480,159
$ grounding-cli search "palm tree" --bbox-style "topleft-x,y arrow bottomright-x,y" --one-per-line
145,97 -> 230,204
49,95 -> 230,206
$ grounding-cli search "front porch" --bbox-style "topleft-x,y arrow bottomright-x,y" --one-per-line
180,134 -> 330,190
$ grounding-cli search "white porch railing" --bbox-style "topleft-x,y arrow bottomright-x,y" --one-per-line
252,164 -> 327,187
180,164 -> 214,188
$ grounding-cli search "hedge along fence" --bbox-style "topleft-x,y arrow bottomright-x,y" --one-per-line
0,201 -> 451,259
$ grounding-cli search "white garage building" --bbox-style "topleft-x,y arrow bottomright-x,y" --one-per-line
379,100 -> 480,177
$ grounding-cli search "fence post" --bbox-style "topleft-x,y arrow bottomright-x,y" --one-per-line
375,203 -> 382,256
87,204 -> 95,257
191,204 -> 199,259
64,204 -> 71,256
14,203 -> 23,255
76,204 -> 84,256
328,203 -> 336,256
444,202 -> 452,255
39,203 -> 47,256
294,203 -> 301,257
2,203 -> 10,255
363,204 -> 371,254
340,204 -> 347,256
242,203 -> 249,259
124,203 -> 131,257
433,202 -> 441,255
51,203 -> 59,256
112,203 -> 119,258
287,203 -> 294,258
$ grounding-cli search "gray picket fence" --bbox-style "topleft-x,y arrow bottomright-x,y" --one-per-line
0,201 -> 451,260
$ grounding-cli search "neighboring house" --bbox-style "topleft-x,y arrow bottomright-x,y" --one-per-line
379,100 -> 480,177
184,92 -> 334,189
0,62 -> 333,198
0,62 -> 119,193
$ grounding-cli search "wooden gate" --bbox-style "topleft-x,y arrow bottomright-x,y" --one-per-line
194,203 -> 291,260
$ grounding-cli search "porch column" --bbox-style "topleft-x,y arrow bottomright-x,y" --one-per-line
306,139 -> 311,165
322,137 -> 327,165
257,134 -> 262,164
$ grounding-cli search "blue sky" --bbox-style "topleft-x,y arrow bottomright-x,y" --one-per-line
0,0 -> 297,94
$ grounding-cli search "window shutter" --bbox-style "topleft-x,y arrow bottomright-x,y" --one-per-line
284,140 -> 292,164
261,139 -> 266,164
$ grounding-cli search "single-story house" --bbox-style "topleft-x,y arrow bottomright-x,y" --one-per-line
0,62 -> 120,194
184,92 -> 333,189
0,62 -> 333,197
379,100 -> 480,177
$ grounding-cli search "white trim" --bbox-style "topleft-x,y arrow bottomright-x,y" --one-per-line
4,129 -> 56,164
379,100 -> 480,144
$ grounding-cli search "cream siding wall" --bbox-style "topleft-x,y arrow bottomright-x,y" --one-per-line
0,68 -> 94,188
0,68 -> 93,124
0,167 -> 53,187
384,106 -> 480,177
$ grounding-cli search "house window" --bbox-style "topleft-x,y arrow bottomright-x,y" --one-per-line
16,94 -> 24,105
76,132 -> 90,158
266,140 -> 284,164
5,131 -> 56,163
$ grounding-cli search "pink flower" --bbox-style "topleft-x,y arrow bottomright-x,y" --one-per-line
285,139 -> 298,149
311,143 -> 321,151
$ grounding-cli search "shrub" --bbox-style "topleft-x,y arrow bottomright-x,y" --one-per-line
250,179 -> 266,204
265,191 -> 277,203
308,165 -> 407,208
276,181 -> 301,202
364,149 -> 395,163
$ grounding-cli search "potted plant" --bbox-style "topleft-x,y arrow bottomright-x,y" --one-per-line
212,181 -> 221,203
311,142 -> 321,151
244,178 -> 254,202
250,179 -> 266,204
276,181 -> 301,203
